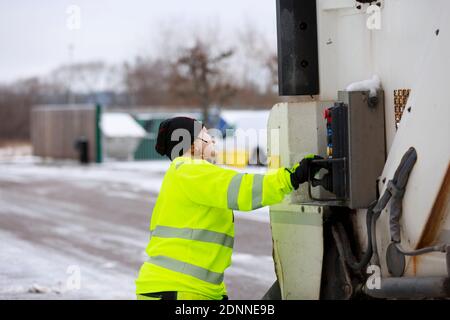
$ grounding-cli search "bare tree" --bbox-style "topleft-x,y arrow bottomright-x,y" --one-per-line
0,78 -> 43,140
49,61 -> 119,103
0,19 -> 281,144
124,57 -> 170,106
232,22 -> 278,106
265,53 -> 278,92
169,39 -> 236,126
121,21 -> 278,111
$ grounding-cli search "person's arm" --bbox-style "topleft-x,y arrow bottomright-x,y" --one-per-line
175,161 -> 294,211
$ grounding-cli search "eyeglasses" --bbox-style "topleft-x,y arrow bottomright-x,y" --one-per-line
196,137 -> 215,144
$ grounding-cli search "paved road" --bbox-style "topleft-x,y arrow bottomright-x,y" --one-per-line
0,160 -> 276,300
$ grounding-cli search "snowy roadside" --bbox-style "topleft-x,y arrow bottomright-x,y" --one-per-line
0,157 -> 271,223
0,225 -> 274,300
0,155 -> 276,299
0,229 -> 137,300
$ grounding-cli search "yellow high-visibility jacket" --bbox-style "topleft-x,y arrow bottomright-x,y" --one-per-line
135,156 -> 294,299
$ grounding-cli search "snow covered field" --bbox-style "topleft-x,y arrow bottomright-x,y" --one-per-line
0,155 -> 276,300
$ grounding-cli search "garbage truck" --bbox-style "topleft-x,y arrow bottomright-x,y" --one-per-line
264,0 -> 450,299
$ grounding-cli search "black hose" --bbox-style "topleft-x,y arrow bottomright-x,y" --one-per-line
370,206 -> 382,267
369,148 -> 417,267
371,187 -> 392,267
333,201 -> 376,272
369,147 -> 448,266
334,148 -> 447,276
389,147 -> 418,243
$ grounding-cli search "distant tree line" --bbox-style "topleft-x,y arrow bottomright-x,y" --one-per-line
0,24 -> 278,140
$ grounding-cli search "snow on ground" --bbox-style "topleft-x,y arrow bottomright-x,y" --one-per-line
0,229 -> 136,300
0,158 -> 169,195
0,154 -> 276,299
0,157 -> 271,223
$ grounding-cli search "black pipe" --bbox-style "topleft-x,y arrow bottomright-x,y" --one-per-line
447,247 -> 450,277
364,277 -> 450,299
395,243 -> 447,256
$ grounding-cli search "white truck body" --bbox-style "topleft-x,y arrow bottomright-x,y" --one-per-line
268,0 -> 450,299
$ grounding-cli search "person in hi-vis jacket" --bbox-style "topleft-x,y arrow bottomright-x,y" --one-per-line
135,117 -> 320,300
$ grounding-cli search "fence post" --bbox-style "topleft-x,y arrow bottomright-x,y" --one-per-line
95,104 -> 102,163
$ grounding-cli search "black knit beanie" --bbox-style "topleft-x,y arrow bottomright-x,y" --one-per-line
155,117 -> 204,160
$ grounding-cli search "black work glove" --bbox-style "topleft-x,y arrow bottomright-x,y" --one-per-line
289,154 -> 324,190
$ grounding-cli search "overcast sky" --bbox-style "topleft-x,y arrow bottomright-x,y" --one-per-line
0,0 -> 277,84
